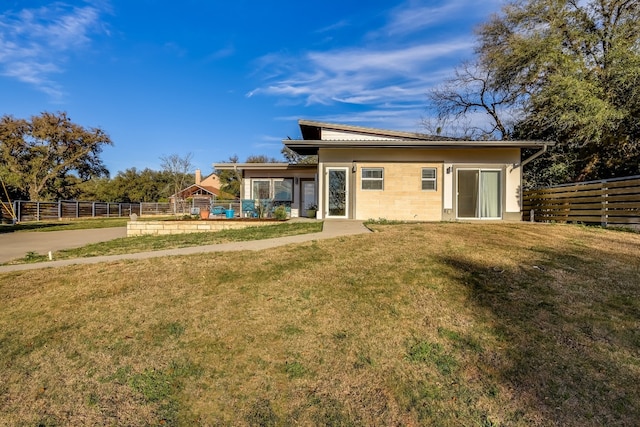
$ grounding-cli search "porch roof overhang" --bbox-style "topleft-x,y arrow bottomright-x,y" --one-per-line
283,139 -> 555,156
212,162 -> 317,171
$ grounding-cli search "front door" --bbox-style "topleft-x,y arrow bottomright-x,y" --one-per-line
326,167 -> 348,218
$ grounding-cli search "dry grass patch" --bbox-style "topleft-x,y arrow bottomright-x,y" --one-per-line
0,222 -> 638,426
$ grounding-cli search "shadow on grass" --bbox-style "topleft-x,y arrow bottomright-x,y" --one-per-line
0,223 -> 68,234
436,250 -> 640,426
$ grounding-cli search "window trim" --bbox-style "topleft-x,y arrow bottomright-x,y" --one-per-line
361,167 -> 384,191
421,167 -> 437,191
251,179 -> 271,200
455,168 -> 502,220
250,178 -> 294,201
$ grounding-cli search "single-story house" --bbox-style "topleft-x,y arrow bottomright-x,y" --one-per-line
169,170 -> 234,211
214,119 -> 553,221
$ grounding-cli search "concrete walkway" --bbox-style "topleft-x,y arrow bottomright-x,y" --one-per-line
0,220 -> 370,273
0,227 -> 128,264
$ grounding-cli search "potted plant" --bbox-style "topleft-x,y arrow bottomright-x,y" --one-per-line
306,203 -> 317,218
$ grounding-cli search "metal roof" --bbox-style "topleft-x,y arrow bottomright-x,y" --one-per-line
286,119 -> 554,155
212,162 -> 317,170
297,119 -> 458,141
284,139 -> 554,156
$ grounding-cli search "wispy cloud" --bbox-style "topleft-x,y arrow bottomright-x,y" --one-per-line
0,2 -> 106,99
381,0 -> 501,36
248,0 -> 501,129
249,39 -> 471,106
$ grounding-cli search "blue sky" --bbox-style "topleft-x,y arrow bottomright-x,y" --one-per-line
0,0 -> 504,176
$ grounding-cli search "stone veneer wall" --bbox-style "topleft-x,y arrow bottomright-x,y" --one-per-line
127,220 -> 282,236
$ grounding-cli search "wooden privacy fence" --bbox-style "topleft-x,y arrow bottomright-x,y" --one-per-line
0,201 -> 175,222
522,175 -> 640,227
0,199 -> 242,222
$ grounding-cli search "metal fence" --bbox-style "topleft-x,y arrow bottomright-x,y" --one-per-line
0,199 -> 238,223
522,175 -> 640,228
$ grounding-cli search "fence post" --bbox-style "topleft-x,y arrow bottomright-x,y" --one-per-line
601,181 -> 608,227
530,209 -> 535,222
58,200 -> 62,219
37,201 -> 40,221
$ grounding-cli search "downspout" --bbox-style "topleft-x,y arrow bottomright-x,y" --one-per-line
518,144 -> 549,168
516,143 -> 549,223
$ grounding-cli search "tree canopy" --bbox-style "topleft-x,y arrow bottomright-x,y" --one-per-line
428,0 -> 640,186
0,111 -> 112,200
214,154 -> 283,198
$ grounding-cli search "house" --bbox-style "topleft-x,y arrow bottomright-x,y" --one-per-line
211,162 -> 318,217
169,170 -> 233,212
214,120 -> 553,221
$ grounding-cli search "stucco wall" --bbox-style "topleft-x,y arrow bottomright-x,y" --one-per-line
318,147 -> 522,221
354,162 -> 443,221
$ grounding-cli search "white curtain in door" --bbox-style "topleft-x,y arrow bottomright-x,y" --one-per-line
480,171 -> 500,218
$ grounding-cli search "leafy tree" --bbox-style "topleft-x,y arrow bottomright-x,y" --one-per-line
245,154 -> 280,163
429,0 -> 640,185
215,155 -> 242,198
75,168 -> 177,202
0,111 -> 112,200
281,146 -> 318,164
214,154 -> 283,198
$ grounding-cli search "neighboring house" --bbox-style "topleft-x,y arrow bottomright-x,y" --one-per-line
214,119 -> 553,221
170,170 -> 233,211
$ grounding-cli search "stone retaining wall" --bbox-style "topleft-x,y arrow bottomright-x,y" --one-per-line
127,220 -> 282,236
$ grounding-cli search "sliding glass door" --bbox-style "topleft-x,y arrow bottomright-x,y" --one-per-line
457,169 -> 501,219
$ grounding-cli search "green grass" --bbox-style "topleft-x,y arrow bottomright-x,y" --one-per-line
4,221 -> 323,264
0,222 -> 639,426
0,216 -> 177,233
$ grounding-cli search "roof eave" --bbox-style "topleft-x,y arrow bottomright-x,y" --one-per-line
298,119 -> 455,141
283,139 -> 554,155
212,162 -> 316,170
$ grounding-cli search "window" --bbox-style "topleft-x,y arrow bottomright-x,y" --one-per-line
251,179 -> 293,201
422,168 -> 437,191
252,180 -> 271,199
274,179 -> 293,201
361,168 -> 384,190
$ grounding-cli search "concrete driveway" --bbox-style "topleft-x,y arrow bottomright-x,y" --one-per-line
0,227 -> 127,263
0,220 -> 371,273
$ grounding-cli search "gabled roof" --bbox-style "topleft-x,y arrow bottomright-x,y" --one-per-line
287,119 -> 554,155
172,184 -> 221,198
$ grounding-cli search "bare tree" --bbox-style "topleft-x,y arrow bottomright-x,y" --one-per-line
160,153 -> 194,214
427,61 -> 521,140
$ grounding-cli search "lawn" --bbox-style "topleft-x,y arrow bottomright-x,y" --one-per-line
4,221 -> 323,264
0,222 -> 638,426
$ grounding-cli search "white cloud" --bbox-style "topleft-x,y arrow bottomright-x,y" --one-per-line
381,0 -> 503,36
383,1 -> 468,35
250,38 -> 469,109
248,0 -> 503,129
0,2 -> 106,99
